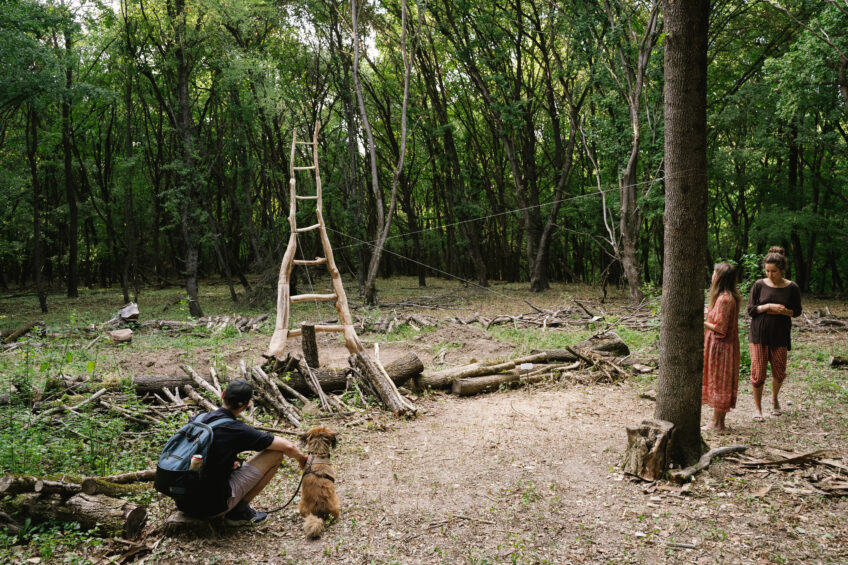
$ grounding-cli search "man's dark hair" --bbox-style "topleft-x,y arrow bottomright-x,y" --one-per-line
223,378 -> 253,409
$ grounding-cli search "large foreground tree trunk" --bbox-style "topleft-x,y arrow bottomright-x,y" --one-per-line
655,0 -> 710,468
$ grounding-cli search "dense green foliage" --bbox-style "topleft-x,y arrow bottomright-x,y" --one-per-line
0,0 -> 846,314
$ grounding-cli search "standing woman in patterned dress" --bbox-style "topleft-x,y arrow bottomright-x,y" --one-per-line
703,262 -> 741,431
746,246 -> 803,420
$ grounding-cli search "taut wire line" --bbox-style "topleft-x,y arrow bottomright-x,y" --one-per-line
331,168 -> 704,253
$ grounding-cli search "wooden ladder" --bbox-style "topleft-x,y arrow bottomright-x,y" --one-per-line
267,123 -> 364,360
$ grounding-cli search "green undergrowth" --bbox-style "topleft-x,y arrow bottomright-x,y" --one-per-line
487,324 -> 659,358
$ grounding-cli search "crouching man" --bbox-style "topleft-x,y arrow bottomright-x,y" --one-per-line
177,378 -> 307,525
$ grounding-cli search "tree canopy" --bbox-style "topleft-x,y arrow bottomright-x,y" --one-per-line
1,0 -> 846,313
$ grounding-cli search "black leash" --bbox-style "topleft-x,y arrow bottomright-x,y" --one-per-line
262,470 -> 307,514
261,455 -> 333,514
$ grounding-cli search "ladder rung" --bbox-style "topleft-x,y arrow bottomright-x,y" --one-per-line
295,195 -> 318,200
295,141 -> 316,145
290,293 -> 337,303
287,324 -> 346,338
296,223 -> 321,233
312,324 -> 345,333
293,166 -> 316,171
293,258 -> 328,266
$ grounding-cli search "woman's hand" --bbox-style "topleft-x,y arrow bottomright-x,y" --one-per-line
759,303 -> 791,316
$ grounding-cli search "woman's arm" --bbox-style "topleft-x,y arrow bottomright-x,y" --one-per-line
790,283 -> 802,318
706,294 -> 732,338
746,281 -> 762,317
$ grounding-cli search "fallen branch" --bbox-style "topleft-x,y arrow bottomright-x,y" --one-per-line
670,445 -> 748,483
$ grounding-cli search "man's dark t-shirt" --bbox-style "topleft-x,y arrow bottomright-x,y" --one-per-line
176,408 -> 273,517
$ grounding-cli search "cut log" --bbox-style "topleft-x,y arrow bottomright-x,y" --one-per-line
830,356 -> 848,368
622,419 -> 674,481
107,329 -> 133,344
181,365 -> 221,400
0,475 -> 37,494
451,370 -> 521,396
182,385 -> 217,412
278,352 -> 422,396
34,480 -> 81,497
249,366 -> 301,427
417,361 -> 517,390
301,323 -> 319,368
351,353 -> 416,416
9,492 -> 147,539
119,302 -> 139,322
122,353 -> 423,397
81,478 -> 150,498
670,445 -> 748,483
525,350 -> 579,362
100,469 -> 155,484
577,333 -> 630,356
2,321 -> 41,344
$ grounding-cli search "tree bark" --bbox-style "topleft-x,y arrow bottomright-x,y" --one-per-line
26,109 -> 48,313
301,323 -> 319,368
62,28 -> 79,299
451,370 -> 520,396
622,419 -> 674,481
9,492 -> 146,539
655,0 -> 710,468
351,353 -> 416,415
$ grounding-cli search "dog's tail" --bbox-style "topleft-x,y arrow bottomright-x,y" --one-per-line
304,514 -> 324,539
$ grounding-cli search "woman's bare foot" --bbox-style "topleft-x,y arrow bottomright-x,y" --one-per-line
701,423 -> 727,432
752,411 -> 765,422
772,399 -> 783,416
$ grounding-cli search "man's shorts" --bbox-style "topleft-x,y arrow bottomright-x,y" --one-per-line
211,463 -> 264,517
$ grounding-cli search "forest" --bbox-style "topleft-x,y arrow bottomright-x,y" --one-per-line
1,1 -> 848,563
1,0 -> 846,311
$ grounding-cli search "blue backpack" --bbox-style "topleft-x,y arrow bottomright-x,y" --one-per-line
154,412 -> 233,498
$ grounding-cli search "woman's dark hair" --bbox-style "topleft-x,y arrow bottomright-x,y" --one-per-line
709,262 -> 741,310
762,245 -> 788,273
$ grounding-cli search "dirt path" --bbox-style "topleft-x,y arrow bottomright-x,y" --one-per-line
148,380 -> 847,564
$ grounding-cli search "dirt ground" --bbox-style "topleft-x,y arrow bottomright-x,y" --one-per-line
98,319 -> 846,565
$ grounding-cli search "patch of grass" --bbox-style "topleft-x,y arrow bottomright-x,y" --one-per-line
0,520 -> 104,564
487,326 -> 592,355
383,323 -> 437,343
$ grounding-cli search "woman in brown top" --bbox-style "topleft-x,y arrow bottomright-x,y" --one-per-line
746,247 -> 802,420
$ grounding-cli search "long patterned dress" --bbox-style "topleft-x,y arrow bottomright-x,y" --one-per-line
703,292 -> 740,411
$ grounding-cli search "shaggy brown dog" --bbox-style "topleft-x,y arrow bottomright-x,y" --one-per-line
298,426 -> 340,539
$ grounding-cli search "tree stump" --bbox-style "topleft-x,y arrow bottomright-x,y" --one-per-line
622,419 -> 674,481
164,511 -> 217,537
301,323 -> 319,368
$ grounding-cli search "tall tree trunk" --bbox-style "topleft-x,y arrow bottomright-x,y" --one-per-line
655,0 -> 709,468
27,109 -> 48,313
63,29 -> 79,298
122,47 -> 137,303
175,0 -> 203,317
353,0 -> 414,305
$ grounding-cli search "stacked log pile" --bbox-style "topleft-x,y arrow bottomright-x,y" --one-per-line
415,333 -> 645,396
0,473 -> 151,538
446,300 -> 657,332
799,307 -> 848,332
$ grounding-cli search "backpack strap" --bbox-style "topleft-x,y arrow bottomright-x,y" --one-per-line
201,412 -> 235,428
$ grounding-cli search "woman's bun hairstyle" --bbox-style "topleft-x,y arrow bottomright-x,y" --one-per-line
763,246 -> 788,272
